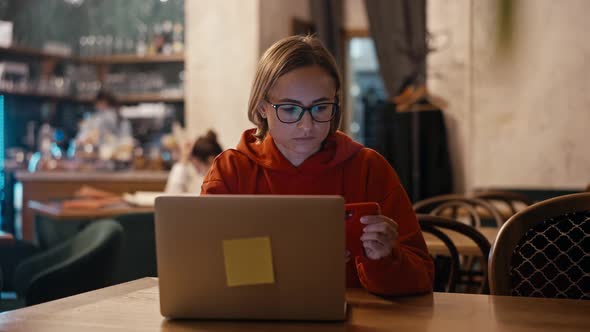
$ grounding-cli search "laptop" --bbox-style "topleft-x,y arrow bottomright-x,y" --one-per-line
155,195 -> 346,321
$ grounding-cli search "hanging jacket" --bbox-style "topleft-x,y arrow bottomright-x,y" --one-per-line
201,128 -> 433,296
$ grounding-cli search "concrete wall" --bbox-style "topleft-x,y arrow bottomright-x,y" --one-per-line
426,0 -> 472,193
471,0 -> 590,190
429,0 -> 590,191
184,0 -> 259,149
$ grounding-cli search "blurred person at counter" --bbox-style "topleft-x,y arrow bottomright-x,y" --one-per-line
74,89 -> 134,167
164,129 -> 223,194
77,89 -> 118,143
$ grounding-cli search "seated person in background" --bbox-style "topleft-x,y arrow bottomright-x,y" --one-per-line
201,35 -> 434,296
165,130 -> 223,194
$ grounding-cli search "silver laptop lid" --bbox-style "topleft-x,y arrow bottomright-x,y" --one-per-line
155,195 -> 346,321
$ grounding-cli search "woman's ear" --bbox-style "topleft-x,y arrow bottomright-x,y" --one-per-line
258,103 -> 267,119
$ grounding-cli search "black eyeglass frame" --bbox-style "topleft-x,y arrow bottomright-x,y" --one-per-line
264,99 -> 339,124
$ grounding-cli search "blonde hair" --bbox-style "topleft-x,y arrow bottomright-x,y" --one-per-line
248,35 -> 342,141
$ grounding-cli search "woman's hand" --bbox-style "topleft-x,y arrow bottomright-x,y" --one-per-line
360,215 -> 399,260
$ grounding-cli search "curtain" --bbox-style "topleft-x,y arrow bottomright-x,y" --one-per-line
364,0 -> 452,202
309,0 -> 343,67
364,0 -> 427,97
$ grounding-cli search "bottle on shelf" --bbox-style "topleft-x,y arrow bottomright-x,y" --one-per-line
136,24 -> 148,56
161,20 -> 174,55
150,23 -> 164,55
172,22 -> 184,54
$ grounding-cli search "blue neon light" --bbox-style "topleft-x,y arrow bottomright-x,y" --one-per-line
0,95 -> 4,227
0,95 -> 4,193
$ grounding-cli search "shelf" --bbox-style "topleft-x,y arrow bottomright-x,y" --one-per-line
1,46 -> 184,104
0,89 -> 183,104
79,53 -> 184,65
116,93 -> 184,104
0,89 -> 81,102
0,45 -> 72,61
1,46 -> 184,64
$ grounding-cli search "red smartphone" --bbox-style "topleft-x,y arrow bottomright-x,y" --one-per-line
345,202 -> 381,258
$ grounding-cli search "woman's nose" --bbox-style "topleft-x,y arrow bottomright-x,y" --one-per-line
297,110 -> 314,130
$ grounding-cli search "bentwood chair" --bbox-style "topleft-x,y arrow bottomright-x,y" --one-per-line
472,190 -> 534,222
418,214 -> 492,294
414,195 -> 502,291
489,192 -> 590,299
414,194 -> 504,228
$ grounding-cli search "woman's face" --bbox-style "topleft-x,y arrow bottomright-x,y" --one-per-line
260,65 -> 337,167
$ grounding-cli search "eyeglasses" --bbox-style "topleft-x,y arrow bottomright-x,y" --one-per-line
265,99 -> 338,124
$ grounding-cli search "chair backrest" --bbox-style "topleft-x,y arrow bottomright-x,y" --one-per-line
414,194 -> 504,227
489,192 -> 590,299
112,212 -> 157,283
14,220 -> 124,305
418,214 -> 492,294
472,190 -> 534,221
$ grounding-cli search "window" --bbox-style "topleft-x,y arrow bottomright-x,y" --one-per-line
345,37 -> 386,145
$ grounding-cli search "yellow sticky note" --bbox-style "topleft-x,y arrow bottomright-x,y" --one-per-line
222,236 -> 275,287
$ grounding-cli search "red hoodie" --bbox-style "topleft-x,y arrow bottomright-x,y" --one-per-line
202,128 -> 434,296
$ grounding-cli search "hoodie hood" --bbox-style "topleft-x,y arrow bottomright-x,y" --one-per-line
236,128 -> 363,175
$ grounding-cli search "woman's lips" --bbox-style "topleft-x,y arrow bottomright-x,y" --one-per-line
293,137 -> 315,141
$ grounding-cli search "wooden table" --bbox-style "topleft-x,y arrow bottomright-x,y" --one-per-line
0,278 -> 587,331
15,171 -> 167,240
423,227 -> 498,256
29,200 -> 158,282
0,230 -> 15,245
29,199 -> 495,258
29,200 -> 154,221
29,200 -> 155,249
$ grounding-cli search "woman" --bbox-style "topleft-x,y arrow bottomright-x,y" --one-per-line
201,35 -> 433,296
165,130 -> 222,194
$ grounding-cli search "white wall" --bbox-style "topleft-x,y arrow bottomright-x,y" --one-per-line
184,0 -> 259,149
429,0 -> 590,191
427,0 -> 472,193
185,0 -> 312,149
471,0 -> 590,189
